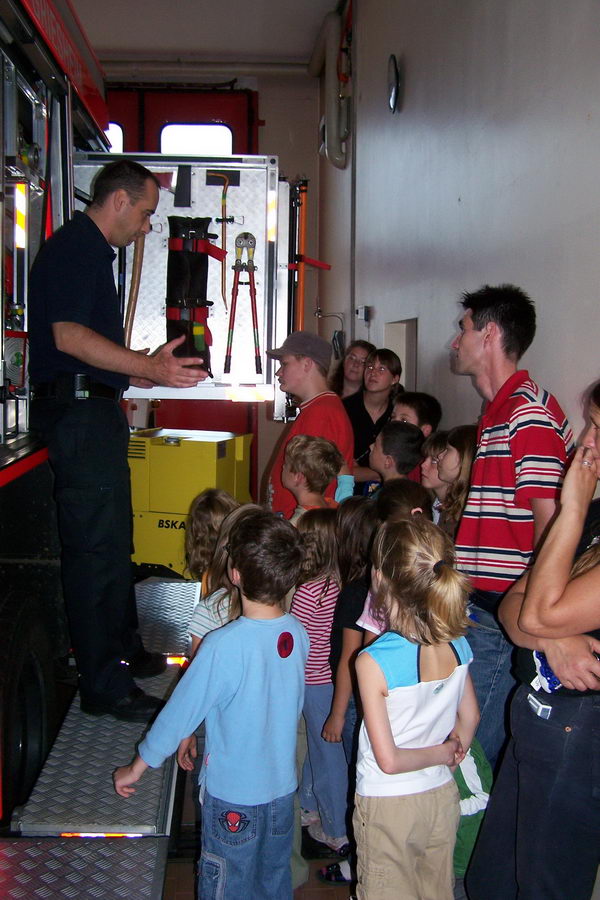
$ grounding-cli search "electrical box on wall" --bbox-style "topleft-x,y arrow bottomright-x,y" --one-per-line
74,153 -> 290,402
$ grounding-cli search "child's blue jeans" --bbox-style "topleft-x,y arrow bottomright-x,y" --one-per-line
300,682 -> 349,839
198,789 -> 295,899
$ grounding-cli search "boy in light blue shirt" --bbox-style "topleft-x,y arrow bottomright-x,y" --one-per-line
114,509 -> 309,899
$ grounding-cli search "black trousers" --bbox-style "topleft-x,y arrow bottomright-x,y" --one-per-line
31,396 -> 142,703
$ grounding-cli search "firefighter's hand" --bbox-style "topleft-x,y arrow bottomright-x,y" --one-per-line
130,349 -> 155,389
177,735 -> 198,771
148,335 -> 209,388
113,755 -> 148,797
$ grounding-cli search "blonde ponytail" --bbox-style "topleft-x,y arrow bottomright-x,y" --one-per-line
371,518 -> 470,644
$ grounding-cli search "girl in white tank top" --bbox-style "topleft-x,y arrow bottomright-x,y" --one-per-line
353,517 -> 480,900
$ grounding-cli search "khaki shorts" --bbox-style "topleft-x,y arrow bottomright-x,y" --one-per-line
353,779 -> 460,900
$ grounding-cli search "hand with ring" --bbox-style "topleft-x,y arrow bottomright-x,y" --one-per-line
560,445 -> 598,517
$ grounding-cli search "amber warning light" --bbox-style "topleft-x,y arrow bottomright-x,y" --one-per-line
60,832 -> 143,838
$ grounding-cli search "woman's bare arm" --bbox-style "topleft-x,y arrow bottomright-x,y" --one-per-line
518,445 -> 600,637
499,533 -> 600,690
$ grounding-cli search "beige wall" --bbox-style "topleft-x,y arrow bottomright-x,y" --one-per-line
319,0 -> 600,438
256,74 -> 321,494
317,137 -> 353,344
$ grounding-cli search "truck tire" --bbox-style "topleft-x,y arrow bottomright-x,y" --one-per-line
0,593 -> 57,825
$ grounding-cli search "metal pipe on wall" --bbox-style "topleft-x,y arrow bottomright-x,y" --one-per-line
308,12 -> 346,170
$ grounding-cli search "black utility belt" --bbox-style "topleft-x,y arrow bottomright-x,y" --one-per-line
32,374 -> 122,401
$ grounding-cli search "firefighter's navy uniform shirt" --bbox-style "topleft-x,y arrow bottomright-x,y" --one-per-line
29,211 -> 129,390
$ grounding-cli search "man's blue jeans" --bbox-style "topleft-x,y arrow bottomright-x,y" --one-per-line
467,601 -> 517,769
466,685 -> 600,900
198,790 -> 294,899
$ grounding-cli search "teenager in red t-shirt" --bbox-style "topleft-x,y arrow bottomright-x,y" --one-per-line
266,332 -> 354,519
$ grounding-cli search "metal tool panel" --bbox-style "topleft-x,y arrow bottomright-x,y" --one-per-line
0,837 -> 169,899
132,164 -> 270,387
74,154 -> 283,395
15,669 -> 180,837
135,576 -> 198,657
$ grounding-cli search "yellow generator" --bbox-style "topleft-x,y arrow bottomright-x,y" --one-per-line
128,428 -> 252,575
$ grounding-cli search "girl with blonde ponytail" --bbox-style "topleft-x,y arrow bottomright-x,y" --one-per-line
353,517 -> 480,900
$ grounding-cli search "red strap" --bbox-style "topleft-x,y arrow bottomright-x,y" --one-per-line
168,237 -> 227,261
289,255 -> 332,271
166,306 -> 211,322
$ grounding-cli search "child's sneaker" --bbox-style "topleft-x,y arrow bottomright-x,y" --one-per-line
317,860 -> 352,884
307,822 -> 350,855
300,807 -> 320,827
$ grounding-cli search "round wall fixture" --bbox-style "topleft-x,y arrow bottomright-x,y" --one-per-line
388,54 -> 400,113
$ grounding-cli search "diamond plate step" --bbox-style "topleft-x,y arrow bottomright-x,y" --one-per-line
14,668 -> 181,837
135,577 -> 199,657
0,837 -> 168,899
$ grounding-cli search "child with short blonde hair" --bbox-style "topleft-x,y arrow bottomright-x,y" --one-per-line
282,435 -> 343,523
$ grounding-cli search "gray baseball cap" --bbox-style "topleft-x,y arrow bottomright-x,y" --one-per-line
267,331 -> 332,372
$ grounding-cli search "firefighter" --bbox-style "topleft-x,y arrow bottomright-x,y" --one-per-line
29,159 -> 208,721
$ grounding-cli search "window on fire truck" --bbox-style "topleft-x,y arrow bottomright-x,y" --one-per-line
105,123 -> 124,153
160,124 -> 233,156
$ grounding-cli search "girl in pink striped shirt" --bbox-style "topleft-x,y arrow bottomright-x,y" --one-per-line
291,508 -> 349,852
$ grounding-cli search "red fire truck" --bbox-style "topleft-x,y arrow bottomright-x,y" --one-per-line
0,0 -> 110,826
0,7 -> 296,883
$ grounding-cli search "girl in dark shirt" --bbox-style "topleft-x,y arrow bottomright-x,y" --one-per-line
343,348 -> 402,492
318,496 -> 379,886
323,497 -> 380,753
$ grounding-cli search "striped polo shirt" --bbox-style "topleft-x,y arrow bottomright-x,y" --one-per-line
455,370 -> 573,593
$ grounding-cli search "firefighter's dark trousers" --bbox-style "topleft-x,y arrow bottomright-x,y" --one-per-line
30,396 -> 142,704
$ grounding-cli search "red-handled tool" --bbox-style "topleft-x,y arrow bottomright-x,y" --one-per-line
223,232 -> 262,375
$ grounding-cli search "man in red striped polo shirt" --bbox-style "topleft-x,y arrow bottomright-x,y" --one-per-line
451,284 -> 573,767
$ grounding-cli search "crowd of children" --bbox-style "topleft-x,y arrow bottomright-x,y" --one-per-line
112,381 -> 490,900
106,277 -> 590,900
114,376 -> 489,900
